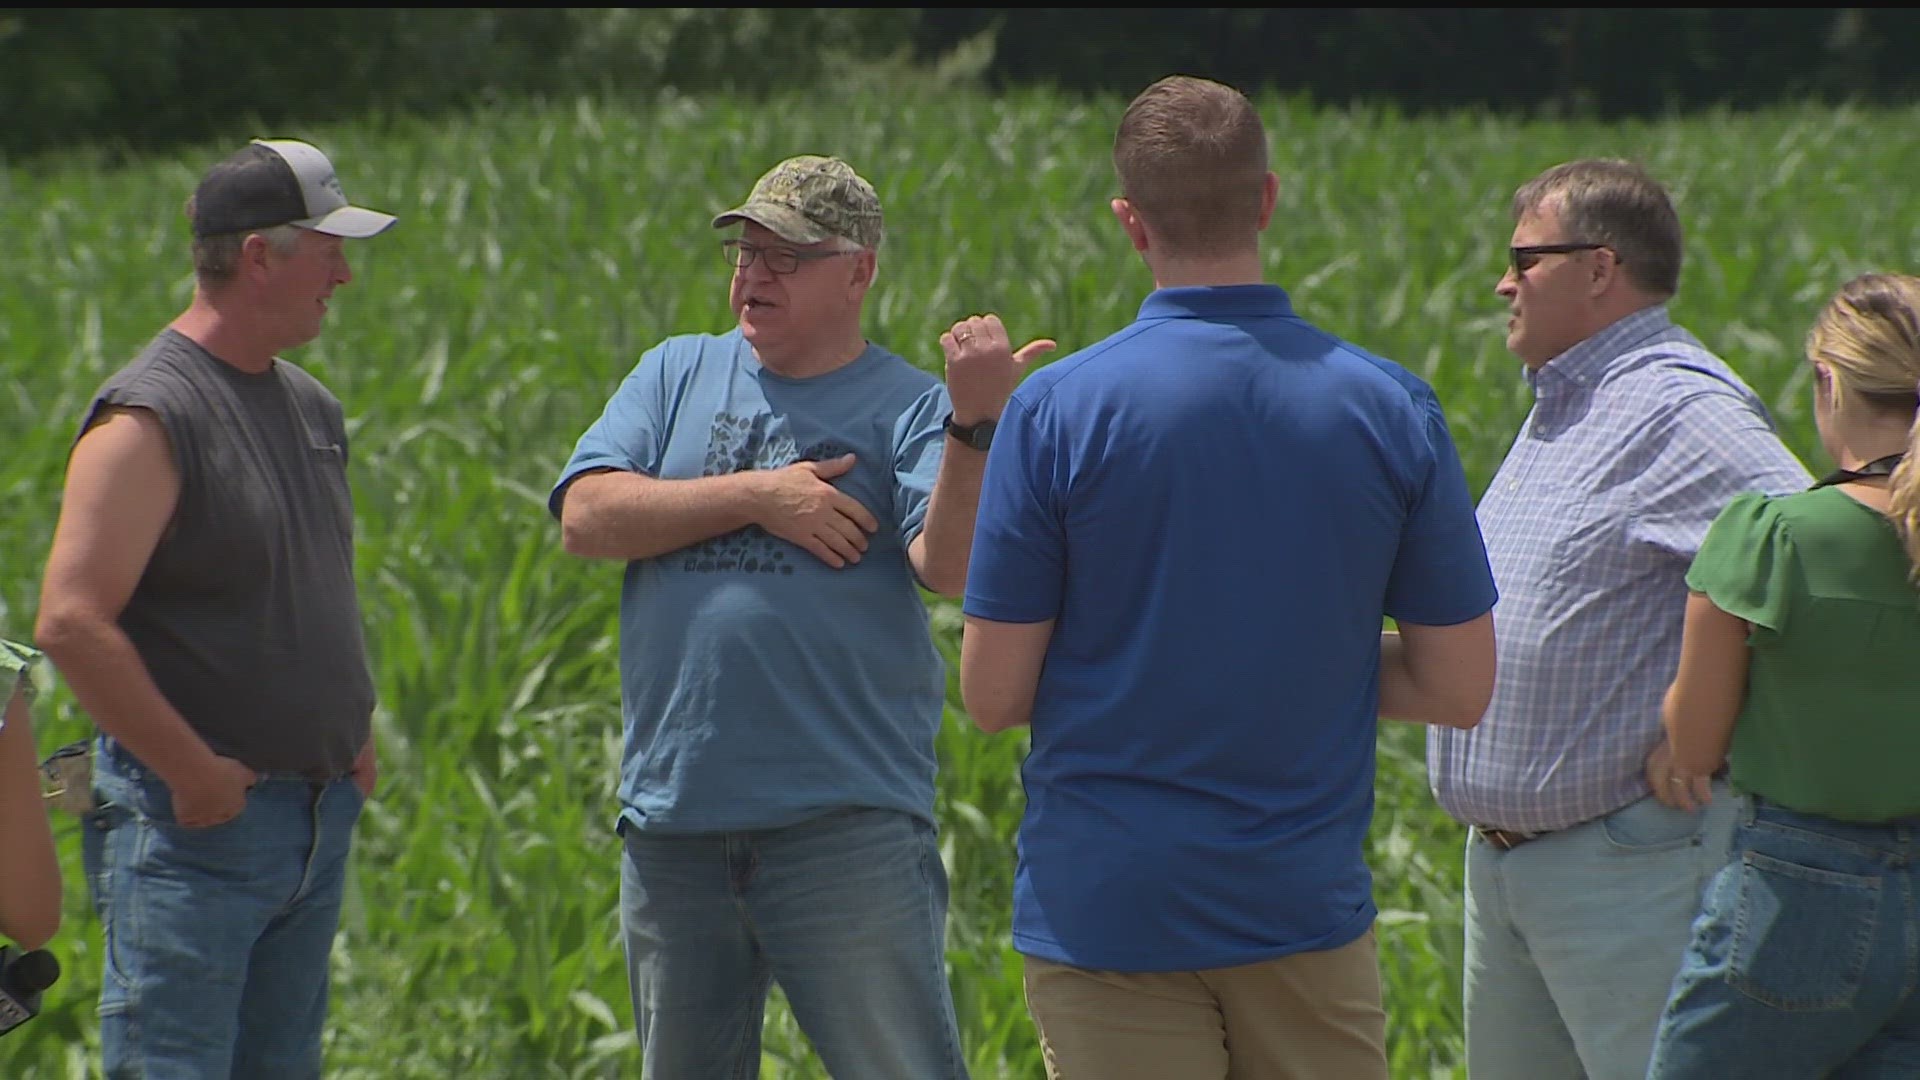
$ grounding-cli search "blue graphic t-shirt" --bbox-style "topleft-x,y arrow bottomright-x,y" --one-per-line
550,330 -> 952,833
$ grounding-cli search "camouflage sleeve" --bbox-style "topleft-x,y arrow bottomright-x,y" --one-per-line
1,637 -> 39,707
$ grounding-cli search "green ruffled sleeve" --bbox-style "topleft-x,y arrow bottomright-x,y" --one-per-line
1684,491 -> 1797,634
1,637 -> 40,709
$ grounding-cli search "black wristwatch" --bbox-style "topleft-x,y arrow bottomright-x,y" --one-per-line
943,413 -> 996,451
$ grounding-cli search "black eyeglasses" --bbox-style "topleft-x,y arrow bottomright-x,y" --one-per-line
721,239 -> 854,275
1509,242 -> 1609,274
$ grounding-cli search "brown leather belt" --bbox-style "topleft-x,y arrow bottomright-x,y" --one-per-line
1475,827 -> 1546,851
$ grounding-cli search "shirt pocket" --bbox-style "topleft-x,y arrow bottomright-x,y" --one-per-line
308,439 -> 355,534
1485,477 -> 1618,594
1543,480 -> 1638,594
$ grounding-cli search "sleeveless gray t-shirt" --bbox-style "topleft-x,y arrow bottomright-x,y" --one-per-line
81,329 -> 374,775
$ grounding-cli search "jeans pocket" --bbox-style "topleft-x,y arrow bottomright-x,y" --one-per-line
97,811 -> 150,998
151,792 -> 255,841
1728,851 -> 1878,1011
1601,795 -> 1705,852
80,800 -> 131,900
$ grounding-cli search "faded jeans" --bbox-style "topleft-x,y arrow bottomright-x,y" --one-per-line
618,805 -> 969,1079
80,737 -> 363,1080
1464,786 -> 1738,1080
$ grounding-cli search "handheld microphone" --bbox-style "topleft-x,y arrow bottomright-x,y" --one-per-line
0,945 -> 60,1037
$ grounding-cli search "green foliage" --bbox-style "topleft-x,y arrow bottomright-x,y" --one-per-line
6,8 -> 1920,162
0,9 -> 930,160
921,9 -> 1920,118
3,85 -> 1915,1077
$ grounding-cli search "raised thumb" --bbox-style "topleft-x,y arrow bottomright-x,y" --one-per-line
1014,339 -> 1059,364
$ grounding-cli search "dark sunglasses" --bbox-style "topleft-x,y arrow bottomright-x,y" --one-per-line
1510,242 -> 1608,274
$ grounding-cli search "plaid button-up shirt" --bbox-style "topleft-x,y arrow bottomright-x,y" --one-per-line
1428,306 -> 1811,834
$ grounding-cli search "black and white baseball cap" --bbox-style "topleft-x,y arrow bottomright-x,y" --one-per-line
189,139 -> 396,239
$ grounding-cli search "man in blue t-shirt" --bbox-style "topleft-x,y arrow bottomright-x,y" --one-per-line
549,155 -> 1049,1079
959,76 -> 1500,1079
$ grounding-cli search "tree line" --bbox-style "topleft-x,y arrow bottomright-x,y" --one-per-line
4,8 -> 1912,160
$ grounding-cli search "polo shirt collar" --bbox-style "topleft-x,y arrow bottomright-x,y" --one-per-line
1138,284 -> 1294,322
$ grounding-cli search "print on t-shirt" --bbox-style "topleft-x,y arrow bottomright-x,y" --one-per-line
682,410 -> 852,574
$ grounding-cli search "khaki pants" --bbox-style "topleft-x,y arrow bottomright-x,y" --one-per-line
1023,929 -> 1388,1080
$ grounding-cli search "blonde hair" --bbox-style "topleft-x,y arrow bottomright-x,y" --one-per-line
1806,272 -> 1920,574
1112,75 -> 1268,261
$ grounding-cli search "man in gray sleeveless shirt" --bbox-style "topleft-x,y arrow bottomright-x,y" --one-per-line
35,139 -> 396,1079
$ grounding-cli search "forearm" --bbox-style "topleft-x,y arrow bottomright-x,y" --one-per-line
1377,632 -> 1436,724
1377,628 -> 1491,729
560,470 -> 765,562
1661,594 -> 1750,776
1663,687 -> 1738,775
973,705 -> 1032,734
36,615 -> 214,783
0,689 -> 60,948
910,442 -> 988,597
351,729 -> 378,796
960,615 -> 1053,733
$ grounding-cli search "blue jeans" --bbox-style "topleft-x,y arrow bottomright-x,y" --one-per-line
80,738 -> 364,1080
619,806 -> 969,1079
1648,798 -> 1920,1079
1464,787 -> 1738,1080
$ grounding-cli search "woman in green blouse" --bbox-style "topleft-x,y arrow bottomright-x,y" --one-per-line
1648,273 -> 1920,1078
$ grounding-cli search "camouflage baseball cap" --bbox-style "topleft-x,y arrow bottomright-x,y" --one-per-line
711,155 -> 884,250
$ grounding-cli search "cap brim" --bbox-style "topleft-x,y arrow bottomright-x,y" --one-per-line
300,205 -> 397,239
711,203 -> 832,245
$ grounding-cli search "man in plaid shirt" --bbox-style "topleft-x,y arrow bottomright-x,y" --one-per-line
1427,159 -> 1811,1080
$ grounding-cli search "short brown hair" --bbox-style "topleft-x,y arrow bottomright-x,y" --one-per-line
1512,159 -> 1683,297
185,193 -> 303,285
1113,75 -> 1269,260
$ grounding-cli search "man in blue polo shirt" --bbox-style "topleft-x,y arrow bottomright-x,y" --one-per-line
958,75 -> 1500,1079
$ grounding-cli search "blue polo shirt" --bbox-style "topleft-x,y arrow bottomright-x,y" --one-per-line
963,284 -> 1497,972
